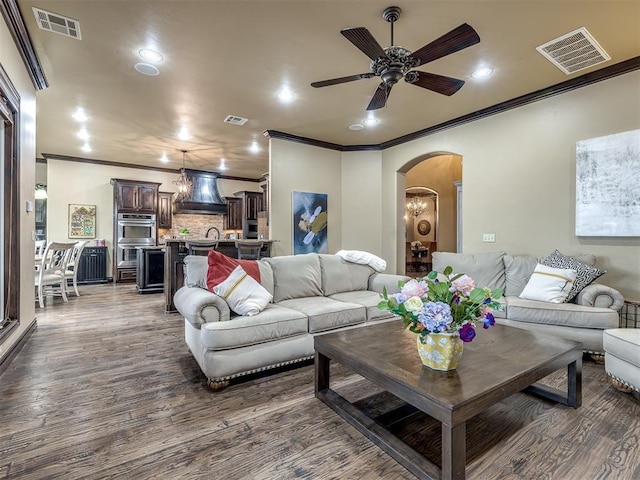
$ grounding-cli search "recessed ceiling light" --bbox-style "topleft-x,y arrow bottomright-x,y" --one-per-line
219,158 -> 227,171
134,62 -> 160,76
249,141 -> 260,153
77,127 -> 89,140
159,152 -> 169,163
138,48 -> 164,63
277,87 -> 295,103
471,67 -> 493,79
177,126 -> 190,141
363,116 -> 379,127
349,124 -> 364,131
72,107 -> 87,122
81,142 -> 92,153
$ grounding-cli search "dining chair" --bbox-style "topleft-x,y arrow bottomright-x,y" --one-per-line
235,240 -> 264,260
63,240 -> 87,297
34,240 -> 46,256
185,240 -> 218,256
35,241 -> 76,308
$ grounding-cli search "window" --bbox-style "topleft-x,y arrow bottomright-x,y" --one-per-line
0,65 -> 20,342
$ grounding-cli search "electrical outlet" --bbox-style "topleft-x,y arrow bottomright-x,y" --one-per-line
483,233 -> 496,243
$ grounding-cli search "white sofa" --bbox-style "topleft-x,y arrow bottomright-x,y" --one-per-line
432,251 -> 624,358
174,253 -> 410,390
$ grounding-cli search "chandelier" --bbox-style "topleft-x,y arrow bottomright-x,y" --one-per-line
406,195 -> 427,217
173,150 -> 193,201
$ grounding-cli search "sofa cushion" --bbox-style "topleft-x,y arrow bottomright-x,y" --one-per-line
206,250 -> 261,291
503,255 -> 539,297
505,296 -> 618,329
183,255 -> 209,289
277,296 -> 366,333
541,249 -> 605,302
200,304 -> 308,350
604,329 -> 640,369
519,264 -> 577,304
318,254 -> 374,296
329,290 -> 395,322
432,251 -> 506,292
265,253 -> 323,302
213,265 -> 272,316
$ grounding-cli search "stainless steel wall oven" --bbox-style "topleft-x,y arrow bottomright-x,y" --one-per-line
116,213 -> 156,267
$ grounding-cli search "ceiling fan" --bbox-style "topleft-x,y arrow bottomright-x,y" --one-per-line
310,6 -> 480,110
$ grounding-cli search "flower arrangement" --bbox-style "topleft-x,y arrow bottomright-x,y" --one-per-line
378,267 -> 503,343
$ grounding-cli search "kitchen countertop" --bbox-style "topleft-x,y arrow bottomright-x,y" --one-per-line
163,238 -> 277,243
135,245 -> 166,250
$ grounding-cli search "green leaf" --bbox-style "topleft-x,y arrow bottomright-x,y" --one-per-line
443,266 -> 453,276
468,288 -> 488,304
492,287 -> 503,299
427,270 -> 438,280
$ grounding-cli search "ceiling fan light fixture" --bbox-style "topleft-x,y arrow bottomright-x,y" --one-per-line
72,107 -> 87,122
363,115 -> 379,127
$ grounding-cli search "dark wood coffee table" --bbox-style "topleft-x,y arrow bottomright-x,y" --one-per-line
314,322 -> 582,480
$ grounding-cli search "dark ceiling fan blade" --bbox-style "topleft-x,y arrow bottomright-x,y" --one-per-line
407,71 -> 465,96
341,27 -> 387,61
411,23 -> 480,65
311,73 -> 374,88
366,83 -> 392,110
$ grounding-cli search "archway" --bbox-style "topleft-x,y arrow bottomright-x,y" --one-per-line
399,152 -> 462,276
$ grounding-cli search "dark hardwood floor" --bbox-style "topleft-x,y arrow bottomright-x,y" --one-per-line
0,284 -> 638,479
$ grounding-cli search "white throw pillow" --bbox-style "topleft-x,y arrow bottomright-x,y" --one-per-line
519,263 -> 577,303
213,265 -> 272,316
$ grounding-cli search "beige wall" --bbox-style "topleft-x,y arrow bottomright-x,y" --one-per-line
46,159 -> 258,277
1,19 -> 37,362
269,139 -> 342,256
381,70 -> 640,298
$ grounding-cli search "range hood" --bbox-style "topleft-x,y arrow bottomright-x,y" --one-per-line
173,169 -> 227,215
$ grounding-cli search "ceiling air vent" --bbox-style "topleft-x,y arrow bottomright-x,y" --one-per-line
32,7 -> 82,40
224,115 -> 248,126
536,27 -> 610,75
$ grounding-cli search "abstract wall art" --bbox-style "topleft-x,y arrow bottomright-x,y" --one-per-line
292,191 -> 328,254
576,129 -> 640,236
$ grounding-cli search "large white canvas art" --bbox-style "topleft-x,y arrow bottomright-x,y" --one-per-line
576,129 -> 640,236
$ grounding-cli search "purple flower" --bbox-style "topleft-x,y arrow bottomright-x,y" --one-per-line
418,301 -> 453,333
482,313 -> 495,329
459,323 -> 476,342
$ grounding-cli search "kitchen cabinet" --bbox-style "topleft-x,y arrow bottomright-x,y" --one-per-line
225,197 -> 242,231
136,247 -> 165,294
111,179 -> 159,213
234,191 -> 263,239
158,191 -> 173,229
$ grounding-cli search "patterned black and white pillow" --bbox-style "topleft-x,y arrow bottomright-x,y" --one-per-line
541,249 -> 606,302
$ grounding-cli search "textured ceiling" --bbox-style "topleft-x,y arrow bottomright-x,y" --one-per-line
15,0 -> 640,179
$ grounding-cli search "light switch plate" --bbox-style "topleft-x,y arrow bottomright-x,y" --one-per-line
25,200 -> 33,212
483,233 -> 496,242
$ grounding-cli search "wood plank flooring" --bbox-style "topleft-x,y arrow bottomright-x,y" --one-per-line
0,283 -> 638,479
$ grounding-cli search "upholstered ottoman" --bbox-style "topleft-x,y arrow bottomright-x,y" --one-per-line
603,328 -> 640,394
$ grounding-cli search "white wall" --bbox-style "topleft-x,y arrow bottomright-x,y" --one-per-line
0,18 -> 37,361
381,70 -> 640,298
269,139 -> 342,256
46,159 -> 258,276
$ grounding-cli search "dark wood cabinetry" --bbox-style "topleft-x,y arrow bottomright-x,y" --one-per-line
112,179 -> 159,213
136,247 -> 165,294
233,191 -> 263,239
77,246 -> 108,284
158,192 -> 173,229
225,197 -> 242,231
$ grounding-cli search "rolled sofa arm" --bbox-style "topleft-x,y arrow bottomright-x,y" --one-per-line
574,283 -> 625,311
369,273 -> 411,294
174,286 -> 231,326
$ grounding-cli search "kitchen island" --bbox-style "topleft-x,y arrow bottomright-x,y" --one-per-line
163,239 -> 277,313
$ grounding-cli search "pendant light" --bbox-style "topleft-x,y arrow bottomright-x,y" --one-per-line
173,150 -> 193,201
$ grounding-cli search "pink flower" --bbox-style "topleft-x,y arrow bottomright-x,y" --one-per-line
400,279 -> 428,298
449,274 -> 474,296
479,305 -> 494,318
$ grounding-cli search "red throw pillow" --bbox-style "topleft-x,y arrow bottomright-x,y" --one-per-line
206,250 -> 261,292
